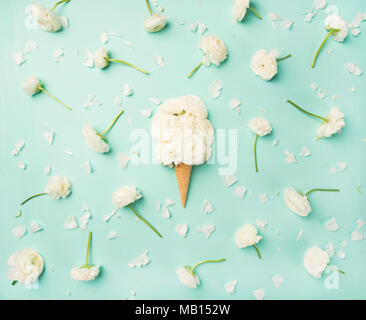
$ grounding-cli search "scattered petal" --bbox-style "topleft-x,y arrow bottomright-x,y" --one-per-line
12,226 -> 27,239
43,130 -> 54,145
233,186 -> 246,199
253,288 -> 265,300
128,250 -> 151,268
12,52 -> 26,65
117,152 -> 129,169
107,231 -> 119,240
123,84 -> 133,96
30,221 -> 42,234
195,224 -> 215,239
64,216 -> 78,229
201,198 -> 214,214
209,80 -> 223,99
162,207 -> 170,219
299,146 -> 311,157
53,48 -> 64,62
351,230 -> 363,241
139,109 -> 152,118
272,275 -> 284,288
176,224 -> 188,238
222,175 -> 238,187
325,217 -> 338,232
225,280 -> 238,294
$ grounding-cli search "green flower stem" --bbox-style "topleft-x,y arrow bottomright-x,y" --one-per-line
128,204 -> 163,238
82,232 -> 92,267
52,0 -> 70,11
254,244 -> 262,259
286,99 -> 328,122
145,0 -> 152,16
311,30 -> 337,68
20,192 -> 47,206
38,86 -> 72,111
276,54 -> 292,62
305,188 -> 340,197
191,258 -> 226,273
327,265 -> 345,275
187,62 -> 203,79
107,58 -> 149,75
248,6 -> 263,20
254,134 -> 259,173
101,110 -> 125,136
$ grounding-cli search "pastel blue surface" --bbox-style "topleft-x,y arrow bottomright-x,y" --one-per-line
1,0 -> 366,300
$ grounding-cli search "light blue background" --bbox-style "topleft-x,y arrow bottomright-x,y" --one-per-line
1,0 -> 365,300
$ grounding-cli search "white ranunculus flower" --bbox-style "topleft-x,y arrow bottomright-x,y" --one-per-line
151,95 -> 214,166
284,187 -> 311,217
325,14 -> 348,42
71,266 -> 100,282
113,186 -> 142,208
251,49 -> 278,81
94,47 -> 109,69
176,267 -> 200,288
233,0 -> 250,23
316,107 -> 345,138
235,224 -> 262,248
303,246 -> 329,279
249,117 -> 272,136
82,122 -> 110,153
144,14 -> 167,32
22,75 -> 41,96
199,35 -> 228,66
8,248 -> 44,288
31,2 -> 62,32
44,175 -> 72,199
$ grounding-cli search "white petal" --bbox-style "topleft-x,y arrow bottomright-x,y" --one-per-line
107,231 -> 119,240
176,224 -> 188,238
162,207 -> 170,219
325,217 -> 338,231
12,52 -> 26,65
233,186 -> 246,199
165,198 -> 175,207
81,160 -> 92,174
30,221 -> 42,234
351,230 -> 363,241
225,280 -> 238,294
123,84 -> 133,96
43,130 -> 54,145
12,226 -> 27,239
195,224 -> 215,239
201,198 -> 214,213
222,175 -> 238,187
139,109 -> 152,118
64,216 -> 78,229
272,275 -> 284,288
253,288 -> 266,300
117,152 -> 129,169
209,80 -> 223,99
128,250 -> 151,268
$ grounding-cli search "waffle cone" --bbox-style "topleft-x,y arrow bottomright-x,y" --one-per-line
175,163 -> 192,208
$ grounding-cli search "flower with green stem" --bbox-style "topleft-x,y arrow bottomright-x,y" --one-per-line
251,49 -> 292,81
71,232 -> 100,282
82,109 -> 124,153
176,258 -> 226,288
286,99 -> 345,139
187,35 -> 228,78
17,175 -> 71,217
235,224 -> 262,259
94,47 -> 149,75
22,75 -> 71,111
31,0 -> 71,32
248,117 -> 272,172
304,246 -> 345,279
311,14 -> 348,68
112,186 -> 162,238
144,0 -> 167,32
284,187 -> 339,217
233,0 -> 262,23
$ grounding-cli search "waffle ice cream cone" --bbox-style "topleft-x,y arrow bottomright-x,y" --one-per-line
175,163 -> 192,208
